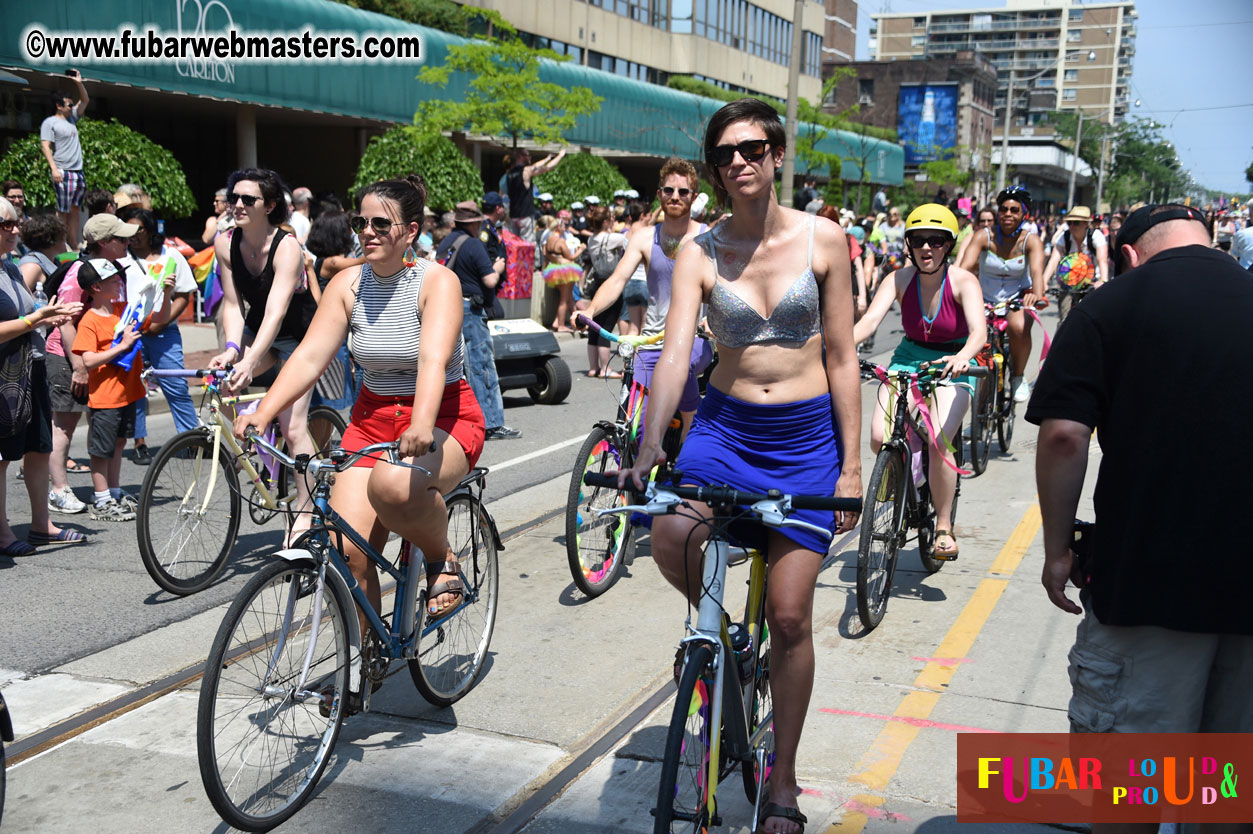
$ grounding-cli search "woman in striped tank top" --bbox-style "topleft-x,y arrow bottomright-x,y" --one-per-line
236,175 -> 485,636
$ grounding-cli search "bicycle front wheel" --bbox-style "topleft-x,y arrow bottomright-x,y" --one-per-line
276,406 -> 350,513
997,350 -> 1016,452
655,643 -> 717,834
741,620 -> 774,804
857,449 -> 907,630
137,430 -> 242,595
565,425 -> 633,598
969,376 -> 995,476
197,560 -> 350,832
409,494 -> 500,707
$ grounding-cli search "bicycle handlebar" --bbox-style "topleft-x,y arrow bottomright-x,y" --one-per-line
575,314 -> 665,348
583,471 -> 861,513
144,367 -> 230,380
243,429 -> 436,478
985,297 -> 1048,316
859,360 -> 989,381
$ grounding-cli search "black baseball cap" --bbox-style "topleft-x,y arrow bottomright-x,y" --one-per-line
1115,203 -> 1208,273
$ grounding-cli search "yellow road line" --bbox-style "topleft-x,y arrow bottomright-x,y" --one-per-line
823,503 -> 1042,833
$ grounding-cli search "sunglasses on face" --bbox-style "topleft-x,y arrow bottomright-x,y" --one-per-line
998,205 -> 1023,215
0,219 -> 18,232
661,186 -> 693,199
709,139 -> 770,168
226,192 -> 261,208
349,215 -> 395,236
907,234 -> 950,250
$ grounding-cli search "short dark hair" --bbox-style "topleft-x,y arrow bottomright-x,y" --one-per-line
117,205 -> 163,249
84,189 -> 115,217
226,168 -> 290,226
703,99 -> 785,205
50,92 -> 71,109
305,211 -> 354,259
19,213 -> 67,251
627,200 -> 646,223
1,180 -> 22,195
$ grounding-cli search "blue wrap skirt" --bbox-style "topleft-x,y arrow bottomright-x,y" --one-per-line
674,386 -> 842,554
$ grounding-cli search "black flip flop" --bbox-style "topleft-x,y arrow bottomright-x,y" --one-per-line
758,802 -> 808,833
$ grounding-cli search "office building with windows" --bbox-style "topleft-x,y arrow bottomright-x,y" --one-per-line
870,0 -> 1136,208
459,0 -> 839,102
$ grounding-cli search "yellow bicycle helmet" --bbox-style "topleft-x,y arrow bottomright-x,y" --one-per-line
905,203 -> 959,239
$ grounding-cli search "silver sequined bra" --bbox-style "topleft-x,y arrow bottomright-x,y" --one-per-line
704,214 -> 822,349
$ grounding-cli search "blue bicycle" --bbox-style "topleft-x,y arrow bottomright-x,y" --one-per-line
196,434 -> 501,832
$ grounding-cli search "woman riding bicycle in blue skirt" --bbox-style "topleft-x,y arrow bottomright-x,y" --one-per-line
853,204 -> 986,560
619,99 -> 862,834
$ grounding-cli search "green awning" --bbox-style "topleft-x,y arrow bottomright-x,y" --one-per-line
3,0 -> 902,184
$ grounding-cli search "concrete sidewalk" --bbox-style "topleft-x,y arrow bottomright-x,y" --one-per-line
137,321 -> 222,417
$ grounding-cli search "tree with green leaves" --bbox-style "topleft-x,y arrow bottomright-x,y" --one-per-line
534,153 -> 628,210
1245,160 -> 1253,189
0,118 -> 195,216
794,71 -> 856,184
415,20 -> 602,151
351,128 -> 483,211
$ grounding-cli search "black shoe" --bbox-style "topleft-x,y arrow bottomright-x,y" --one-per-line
485,426 -> 522,440
132,444 -> 152,466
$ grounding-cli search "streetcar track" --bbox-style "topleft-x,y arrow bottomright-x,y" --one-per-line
5,505 -> 563,768
9,511 -> 859,834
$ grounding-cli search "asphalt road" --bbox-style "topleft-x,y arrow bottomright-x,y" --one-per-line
2,305 -> 1097,834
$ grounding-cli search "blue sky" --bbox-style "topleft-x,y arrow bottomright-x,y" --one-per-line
854,0 -> 1253,194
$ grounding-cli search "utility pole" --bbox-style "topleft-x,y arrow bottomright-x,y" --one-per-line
1066,109 -> 1084,208
1095,135 -> 1109,213
997,68 -> 1016,193
780,0 -> 805,208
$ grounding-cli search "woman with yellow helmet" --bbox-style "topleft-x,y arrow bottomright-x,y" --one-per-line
853,203 -> 986,559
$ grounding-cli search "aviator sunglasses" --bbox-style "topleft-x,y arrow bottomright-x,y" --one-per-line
709,139 -> 771,168
226,192 -> 261,208
349,215 -> 396,235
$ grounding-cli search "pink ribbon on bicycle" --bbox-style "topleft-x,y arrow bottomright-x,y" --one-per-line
1024,307 -> 1051,364
906,375 -> 973,477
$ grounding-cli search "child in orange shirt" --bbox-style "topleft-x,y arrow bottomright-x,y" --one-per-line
71,259 -> 172,521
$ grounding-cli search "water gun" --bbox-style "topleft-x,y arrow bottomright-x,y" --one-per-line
110,257 -> 175,370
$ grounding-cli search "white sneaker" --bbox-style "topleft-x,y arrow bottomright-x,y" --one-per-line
49,487 -> 87,515
114,491 -> 139,511
91,499 -> 136,522
1013,379 -> 1032,403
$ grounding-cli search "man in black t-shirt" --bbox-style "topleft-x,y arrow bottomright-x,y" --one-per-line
1027,204 -> 1253,735
435,201 -> 520,440
793,176 -> 818,210
504,147 -> 565,245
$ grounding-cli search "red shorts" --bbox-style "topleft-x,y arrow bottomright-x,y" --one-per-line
340,379 -> 485,469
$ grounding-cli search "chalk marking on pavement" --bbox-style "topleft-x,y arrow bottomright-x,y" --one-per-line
487,435 -> 585,474
821,503 -> 1042,833
818,707 -> 996,734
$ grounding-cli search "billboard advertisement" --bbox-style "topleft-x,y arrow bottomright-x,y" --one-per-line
898,84 -> 959,166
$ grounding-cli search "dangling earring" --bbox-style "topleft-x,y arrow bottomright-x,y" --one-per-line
403,244 -> 418,268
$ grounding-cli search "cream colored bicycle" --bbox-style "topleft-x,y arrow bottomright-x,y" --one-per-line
135,368 -> 347,595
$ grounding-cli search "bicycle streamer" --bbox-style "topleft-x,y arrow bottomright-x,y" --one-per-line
870,364 -> 973,477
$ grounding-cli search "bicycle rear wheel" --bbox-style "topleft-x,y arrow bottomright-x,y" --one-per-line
409,494 -> 499,707
655,643 -> 717,834
137,429 -> 242,595
740,619 -> 774,804
197,560 -> 350,832
565,425 -> 633,598
857,449 -> 907,630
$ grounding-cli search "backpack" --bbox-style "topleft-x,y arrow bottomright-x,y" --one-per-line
1062,226 -> 1095,257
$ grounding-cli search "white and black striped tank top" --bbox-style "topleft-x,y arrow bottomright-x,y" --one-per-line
348,260 -> 465,397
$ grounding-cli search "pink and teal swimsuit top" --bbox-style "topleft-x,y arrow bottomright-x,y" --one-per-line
900,267 -> 969,347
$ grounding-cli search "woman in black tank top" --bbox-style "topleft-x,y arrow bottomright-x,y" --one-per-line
209,168 -> 319,542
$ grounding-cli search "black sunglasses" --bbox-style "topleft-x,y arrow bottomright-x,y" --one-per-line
661,186 -> 693,199
349,215 -> 395,235
907,234 -> 950,249
0,219 -> 18,232
709,139 -> 770,168
226,192 -> 261,208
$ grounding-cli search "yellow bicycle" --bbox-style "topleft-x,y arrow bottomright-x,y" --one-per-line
136,368 -> 346,595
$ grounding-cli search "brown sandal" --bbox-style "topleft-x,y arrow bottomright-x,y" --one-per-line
933,529 -> 960,560
425,559 -> 466,620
